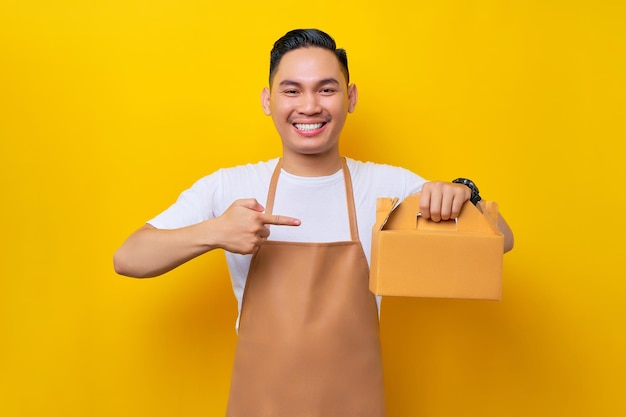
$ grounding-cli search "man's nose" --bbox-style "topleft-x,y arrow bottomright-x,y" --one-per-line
297,92 -> 321,114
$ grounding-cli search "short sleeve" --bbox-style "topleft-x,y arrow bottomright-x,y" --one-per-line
147,172 -> 220,230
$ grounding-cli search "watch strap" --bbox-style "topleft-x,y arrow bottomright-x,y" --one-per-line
453,178 -> 482,206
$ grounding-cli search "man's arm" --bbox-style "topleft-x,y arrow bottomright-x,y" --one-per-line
113,198 -> 301,278
494,212 -> 514,253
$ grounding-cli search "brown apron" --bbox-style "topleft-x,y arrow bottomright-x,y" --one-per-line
226,158 -> 386,417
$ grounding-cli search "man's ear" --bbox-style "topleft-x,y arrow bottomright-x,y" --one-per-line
348,84 -> 358,113
261,87 -> 271,115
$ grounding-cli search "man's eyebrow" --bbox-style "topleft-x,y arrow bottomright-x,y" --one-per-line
278,80 -> 302,88
317,78 -> 341,86
277,78 -> 341,88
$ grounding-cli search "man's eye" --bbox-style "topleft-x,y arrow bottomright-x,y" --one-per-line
320,88 -> 335,94
283,89 -> 299,95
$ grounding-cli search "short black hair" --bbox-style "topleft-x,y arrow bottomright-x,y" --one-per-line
269,29 -> 349,86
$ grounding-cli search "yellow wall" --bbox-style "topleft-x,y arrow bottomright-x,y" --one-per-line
1,1 -> 624,416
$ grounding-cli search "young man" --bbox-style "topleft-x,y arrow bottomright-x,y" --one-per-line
114,29 -> 514,417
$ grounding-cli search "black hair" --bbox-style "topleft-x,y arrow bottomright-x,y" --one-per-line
269,29 -> 349,86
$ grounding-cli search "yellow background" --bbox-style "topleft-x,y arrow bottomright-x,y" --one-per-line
1,1 -> 624,416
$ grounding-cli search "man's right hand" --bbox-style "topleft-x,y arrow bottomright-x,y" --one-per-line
211,199 -> 301,254
113,198 -> 301,278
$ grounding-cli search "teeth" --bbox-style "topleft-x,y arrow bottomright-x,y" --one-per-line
294,123 -> 323,131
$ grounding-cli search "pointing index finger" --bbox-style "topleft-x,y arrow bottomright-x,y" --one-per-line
262,213 -> 301,226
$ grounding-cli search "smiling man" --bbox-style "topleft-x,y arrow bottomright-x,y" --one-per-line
261,46 -> 357,176
114,29 -> 514,417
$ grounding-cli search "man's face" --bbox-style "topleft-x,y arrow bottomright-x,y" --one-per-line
261,47 -> 357,160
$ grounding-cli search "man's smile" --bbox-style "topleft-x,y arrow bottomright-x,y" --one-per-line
294,122 -> 325,131
292,122 -> 328,137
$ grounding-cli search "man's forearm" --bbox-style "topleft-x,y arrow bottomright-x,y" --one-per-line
497,214 -> 514,253
113,223 -> 216,278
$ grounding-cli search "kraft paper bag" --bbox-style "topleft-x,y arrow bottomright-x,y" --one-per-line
370,195 -> 504,300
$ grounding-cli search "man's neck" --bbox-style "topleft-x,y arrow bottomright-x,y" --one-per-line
280,152 -> 343,177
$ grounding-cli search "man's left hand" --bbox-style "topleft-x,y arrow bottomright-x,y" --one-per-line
416,182 -> 471,222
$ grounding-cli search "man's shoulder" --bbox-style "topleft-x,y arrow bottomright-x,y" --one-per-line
345,157 -> 426,196
218,158 -> 279,176
345,157 -> 414,177
202,158 -> 278,185
189,158 -> 279,194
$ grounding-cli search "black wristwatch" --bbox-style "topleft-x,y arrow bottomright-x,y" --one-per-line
453,178 -> 481,206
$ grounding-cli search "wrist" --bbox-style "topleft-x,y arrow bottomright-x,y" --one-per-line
452,178 -> 481,206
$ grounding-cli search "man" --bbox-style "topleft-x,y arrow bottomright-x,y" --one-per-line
114,28 -> 514,417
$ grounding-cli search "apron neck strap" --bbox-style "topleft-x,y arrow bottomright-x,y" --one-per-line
266,158 -> 360,242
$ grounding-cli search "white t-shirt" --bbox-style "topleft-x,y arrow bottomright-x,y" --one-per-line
148,157 -> 426,319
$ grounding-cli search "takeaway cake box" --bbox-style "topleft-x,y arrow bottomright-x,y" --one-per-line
369,195 -> 504,300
